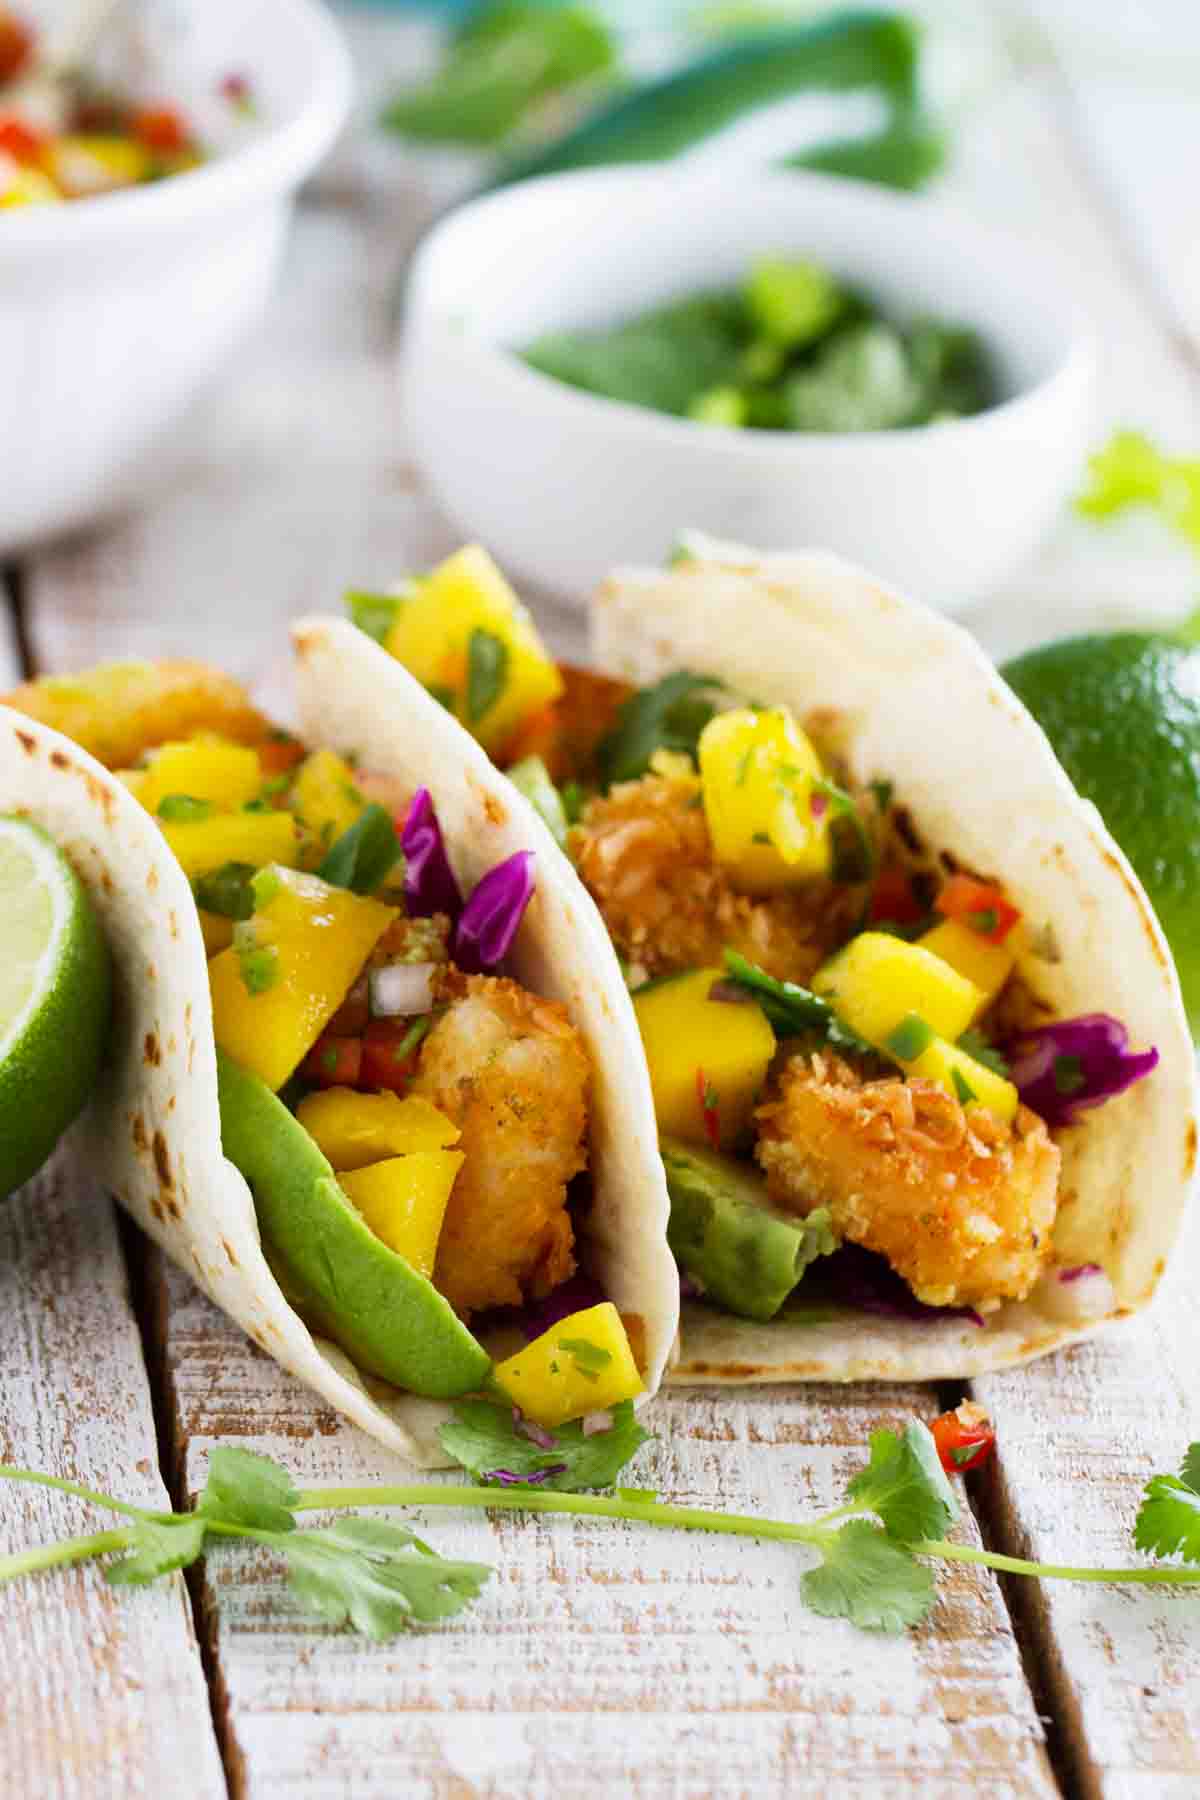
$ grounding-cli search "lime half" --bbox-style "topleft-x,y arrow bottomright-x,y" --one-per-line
0,817 -> 111,1198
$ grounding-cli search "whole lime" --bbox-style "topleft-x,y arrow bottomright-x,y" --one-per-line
1002,632 -> 1200,1039
0,816 -> 112,1197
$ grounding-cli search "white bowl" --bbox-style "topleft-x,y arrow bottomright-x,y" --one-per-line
401,167 -> 1094,611
0,0 -> 351,555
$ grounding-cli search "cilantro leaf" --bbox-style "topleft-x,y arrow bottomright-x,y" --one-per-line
956,1029 -> 1010,1078
802,1520 -> 936,1633
439,1398 -> 652,1492
106,1517 -> 207,1587
466,628 -> 509,724
1134,1475 -> 1200,1564
346,588 -> 405,645
316,804 -> 401,895
847,1422 -> 958,1544
280,1518 -> 490,1637
1181,1443 -> 1200,1494
721,950 -> 877,1059
197,1447 -> 299,1535
192,861 -> 257,920
596,671 -> 726,787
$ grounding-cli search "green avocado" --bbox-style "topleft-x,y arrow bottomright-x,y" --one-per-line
661,1136 -> 838,1323
216,1051 -> 490,1398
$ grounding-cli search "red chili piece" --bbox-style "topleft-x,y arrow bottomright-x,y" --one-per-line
931,1403 -> 995,1475
935,875 -> 1020,944
869,864 -> 925,926
133,105 -> 191,155
360,1019 -> 422,1094
300,1035 -> 362,1089
695,1066 -> 721,1152
0,116 -> 43,163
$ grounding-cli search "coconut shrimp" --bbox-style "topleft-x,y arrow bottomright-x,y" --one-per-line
413,974 -> 590,1316
571,766 -> 854,982
756,1051 -> 1061,1311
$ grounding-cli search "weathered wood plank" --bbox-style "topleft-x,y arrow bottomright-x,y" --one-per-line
161,1261 -> 1054,1799
974,1205 -> 1200,1798
0,1147 -> 226,1800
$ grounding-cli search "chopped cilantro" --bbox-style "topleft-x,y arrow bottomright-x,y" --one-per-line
1054,1053 -> 1087,1096
885,1013 -> 934,1062
317,804 -> 401,895
721,950 -> 876,1059
560,780 -> 585,826
235,941 -> 279,996
466,628 -> 509,724
192,861 -> 257,921
951,1067 -> 977,1106
346,588 -> 406,645
596,671 -> 727,787
956,1029 -> 1010,1078
558,1337 -> 613,1378
439,1398 -> 650,1492
967,907 -> 999,935
156,794 -> 213,822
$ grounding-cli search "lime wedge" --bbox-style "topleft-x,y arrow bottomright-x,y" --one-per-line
0,817 -> 111,1198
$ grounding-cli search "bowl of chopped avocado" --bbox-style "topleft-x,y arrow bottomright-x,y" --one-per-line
400,165 -> 1093,609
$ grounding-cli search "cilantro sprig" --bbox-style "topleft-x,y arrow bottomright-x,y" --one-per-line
721,949 -> 877,1059
2,1423 -> 1199,1643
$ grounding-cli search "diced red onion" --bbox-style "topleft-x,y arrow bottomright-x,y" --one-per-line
678,1267 -> 706,1300
368,962 -> 436,1018
453,850 -> 535,974
401,788 -> 462,920
517,1273 -> 607,1342
706,980 -> 755,1007
484,1465 -> 568,1487
582,1410 -> 614,1437
1005,1014 -> 1159,1128
512,1407 -> 557,1451
1057,1262 -> 1103,1284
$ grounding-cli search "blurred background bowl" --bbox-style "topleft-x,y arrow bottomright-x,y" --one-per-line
0,0 -> 351,556
401,164 -> 1094,611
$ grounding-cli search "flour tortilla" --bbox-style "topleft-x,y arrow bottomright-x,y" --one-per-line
0,627 -> 676,1464
590,536 -> 1197,1381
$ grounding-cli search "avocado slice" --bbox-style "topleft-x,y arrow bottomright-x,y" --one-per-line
217,1051 -> 490,1397
661,1136 -> 838,1323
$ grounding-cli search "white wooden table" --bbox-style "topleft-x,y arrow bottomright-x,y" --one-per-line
3,4 -> 1199,1794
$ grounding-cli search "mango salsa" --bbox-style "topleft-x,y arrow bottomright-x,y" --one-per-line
698,707 -> 831,893
296,1090 -> 460,1171
383,546 -> 564,756
339,1152 -> 464,1278
198,909 -> 235,957
812,931 -> 982,1052
907,1037 -> 1019,1123
491,1302 -> 644,1428
291,749 -> 366,858
209,866 -> 395,1090
916,918 -> 1014,1014
634,967 -> 775,1150
161,809 -> 299,882
137,738 -> 263,816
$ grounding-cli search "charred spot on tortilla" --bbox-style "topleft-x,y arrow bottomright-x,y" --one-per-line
222,1238 -> 239,1267
15,729 -> 35,755
152,1129 -> 173,1193
168,909 -> 179,939
891,807 -> 924,855
1185,1120 -> 1197,1178
131,1113 -> 148,1152
50,750 -> 69,771
143,1032 -> 161,1067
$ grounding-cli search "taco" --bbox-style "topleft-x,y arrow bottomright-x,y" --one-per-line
1,643 -> 676,1462
355,539 -> 1196,1381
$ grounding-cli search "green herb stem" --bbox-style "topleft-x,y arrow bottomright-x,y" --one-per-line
912,1539 -> 1200,1586
0,1465 -> 163,1522
0,1527 -> 134,1583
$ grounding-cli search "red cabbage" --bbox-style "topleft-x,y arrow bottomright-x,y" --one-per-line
516,1272 -> 607,1342
484,1465 -> 569,1488
453,850 -> 535,974
401,787 -> 462,920
1057,1262 -> 1103,1284
817,1245 -> 983,1327
512,1407 -> 557,1451
1005,1014 -> 1158,1127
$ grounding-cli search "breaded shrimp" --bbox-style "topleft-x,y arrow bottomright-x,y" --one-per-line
756,1052 -> 1060,1310
413,974 -> 589,1316
4,660 -> 268,769
570,768 -> 854,982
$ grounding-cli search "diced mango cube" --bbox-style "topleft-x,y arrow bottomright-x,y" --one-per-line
138,738 -> 263,816
339,1151 -> 464,1278
1,165 -> 64,207
290,749 -> 366,859
916,919 -> 1014,1013
161,809 -> 299,881
491,1302 -> 644,1428
208,866 -> 395,1089
634,967 -> 775,1149
296,1089 -> 460,1170
698,707 -> 831,893
908,1038 -> 1019,1123
812,932 -> 982,1052
384,545 -> 564,755
198,909 -> 235,957
43,135 -> 150,198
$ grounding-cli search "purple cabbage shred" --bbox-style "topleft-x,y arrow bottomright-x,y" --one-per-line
485,1465 -> 569,1488
516,1272 -> 607,1343
453,850 -> 535,974
401,787 -> 462,920
819,1245 -> 984,1327
512,1407 -> 557,1451
1057,1262 -> 1103,1284
1005,1014 -> 1159,1128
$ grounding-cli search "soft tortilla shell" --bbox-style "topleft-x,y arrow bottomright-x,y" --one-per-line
590,539 -> 1197,1381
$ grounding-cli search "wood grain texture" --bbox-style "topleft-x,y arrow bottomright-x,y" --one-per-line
160,1263 -> 1053,1800
0,1147 -> 226,1800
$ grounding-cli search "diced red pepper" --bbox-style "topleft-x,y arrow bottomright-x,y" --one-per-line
256,732 -> 306,777
695,1066 -> 721,1153
133,105 -> 191,155
325,975 -> 370,1038
0,14 -> 34,84
360,1019 -> 422,1094
936,875 -> 1020,944
300,1035 -> 362,1089
931,1403 -> 995,1475
869,864 -> 925,926
0,116 -> 43,164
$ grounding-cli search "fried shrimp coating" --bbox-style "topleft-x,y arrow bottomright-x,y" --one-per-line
4,660 -> 268,769
413,974 -> 589,1316
570,768 -> 853,981
756,1052 -> 1061,1310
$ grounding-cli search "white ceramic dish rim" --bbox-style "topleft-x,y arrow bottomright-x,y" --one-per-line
0,0 -> 351,256
406,165 -> 1096,461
